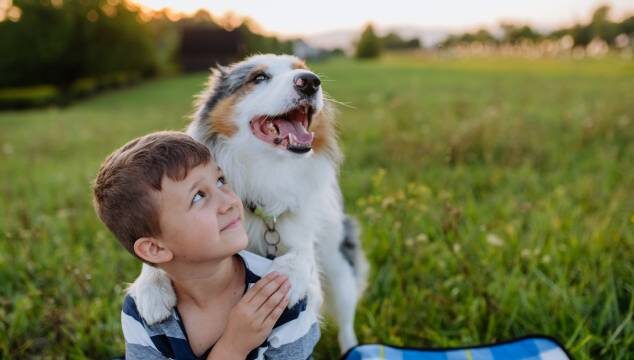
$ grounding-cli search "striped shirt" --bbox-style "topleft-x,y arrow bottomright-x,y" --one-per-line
121,251 -> 320,360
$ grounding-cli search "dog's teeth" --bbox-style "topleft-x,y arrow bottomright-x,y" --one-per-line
265,120 -> 278,135
288,133 -> 297,146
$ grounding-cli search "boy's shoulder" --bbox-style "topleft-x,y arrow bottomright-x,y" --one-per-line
121,293 -> 179,336
122,293 -> 143,323
122,293 -> 198,359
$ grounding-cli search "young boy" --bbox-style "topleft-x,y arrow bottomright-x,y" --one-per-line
93,131 -> 319,359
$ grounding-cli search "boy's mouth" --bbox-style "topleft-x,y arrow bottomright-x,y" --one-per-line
249,104 -> 315,154
220,216 -> 241,232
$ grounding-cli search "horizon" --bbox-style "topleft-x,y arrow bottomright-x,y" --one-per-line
133,0 -> 634,37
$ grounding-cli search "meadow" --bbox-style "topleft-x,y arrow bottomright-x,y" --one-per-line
0,54 -> 632,359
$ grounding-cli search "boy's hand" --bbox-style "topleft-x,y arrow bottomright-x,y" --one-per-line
212,272 -> 290,358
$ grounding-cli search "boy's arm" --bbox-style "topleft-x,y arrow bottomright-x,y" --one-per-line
205,338 -> 250,360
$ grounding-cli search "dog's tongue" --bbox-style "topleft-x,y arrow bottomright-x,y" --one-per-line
273,119 -> 314,144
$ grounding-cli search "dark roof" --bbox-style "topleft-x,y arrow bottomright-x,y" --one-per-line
179,27 -> 245,72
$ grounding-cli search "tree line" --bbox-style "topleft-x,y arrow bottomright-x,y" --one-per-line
355,24 -> 421,59
355,5 -> 633,59
0,1 -> 294,89
439,5 -> 633,48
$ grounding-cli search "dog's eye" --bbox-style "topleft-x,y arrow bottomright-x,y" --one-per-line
252,73 -> 270,84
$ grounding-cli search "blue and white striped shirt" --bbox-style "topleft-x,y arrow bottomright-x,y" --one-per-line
121,251 -> 320,360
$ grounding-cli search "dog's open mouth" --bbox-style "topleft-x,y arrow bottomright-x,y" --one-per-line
249,105 -> 315,153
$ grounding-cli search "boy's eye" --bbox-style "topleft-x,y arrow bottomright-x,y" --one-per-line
216,176 -> 227,188
192,191 -> 205,204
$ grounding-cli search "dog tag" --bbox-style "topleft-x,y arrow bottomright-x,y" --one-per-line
264,229 -> 280,259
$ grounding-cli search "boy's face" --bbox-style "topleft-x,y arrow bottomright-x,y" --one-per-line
155,160 -> 248,263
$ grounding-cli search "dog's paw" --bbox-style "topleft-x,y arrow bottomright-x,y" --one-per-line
267,253 -> 310,307
129,265 -> 176,325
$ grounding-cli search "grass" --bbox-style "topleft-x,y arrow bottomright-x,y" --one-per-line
1,55 -> 633,359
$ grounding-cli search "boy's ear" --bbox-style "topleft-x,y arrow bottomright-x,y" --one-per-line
133,237 -> 173,264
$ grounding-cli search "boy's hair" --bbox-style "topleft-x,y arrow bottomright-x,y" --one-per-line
92,131 -> 211,259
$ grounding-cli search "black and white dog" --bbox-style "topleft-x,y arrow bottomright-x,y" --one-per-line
129,54 -> 368,352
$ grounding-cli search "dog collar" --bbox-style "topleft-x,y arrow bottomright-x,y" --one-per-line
245,201 -> 281,259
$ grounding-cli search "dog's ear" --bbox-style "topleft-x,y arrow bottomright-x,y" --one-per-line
212,63 -> 229,78
204,64 -> 229,91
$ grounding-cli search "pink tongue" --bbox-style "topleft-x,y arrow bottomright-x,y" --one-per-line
273,119 -> 314,143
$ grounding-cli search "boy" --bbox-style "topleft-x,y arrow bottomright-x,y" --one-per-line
93,131 -> 319,359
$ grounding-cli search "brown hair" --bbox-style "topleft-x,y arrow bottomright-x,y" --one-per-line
92,131 -> 211,259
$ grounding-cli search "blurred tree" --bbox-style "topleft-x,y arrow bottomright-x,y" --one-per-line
355,24 -> 381,59
217,10 -> 242,30
328,48 -> 345,57
547,27 -> 571,40
381,32 -> 421,50
472,29 -> 498,44
589,5 -> 619,45
177,9 -> 219,27
500,23 -> 542,44
192,9 -> 214,23
0,1 -> 74,87
438,34 -> 459,48
438,5 -> 633,51
79,1 -> 157,78
619,15 -> 634,36
549,5 -> 628,47
0,0 -> 158,88
438,28 -> 497,48
148,10 -> 181,73
571,24 -> 593,47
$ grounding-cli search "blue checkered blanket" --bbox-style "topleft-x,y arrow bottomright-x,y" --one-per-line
342,336 -> 570,360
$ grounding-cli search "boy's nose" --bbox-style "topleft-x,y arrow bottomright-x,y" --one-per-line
218,189 -> 240,214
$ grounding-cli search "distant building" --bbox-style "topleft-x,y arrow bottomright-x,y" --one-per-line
179,27 -> 245,72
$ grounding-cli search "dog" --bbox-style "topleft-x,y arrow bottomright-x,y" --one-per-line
128,54 -> 368,352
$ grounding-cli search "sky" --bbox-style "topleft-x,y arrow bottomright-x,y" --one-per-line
133,0 -> 634,36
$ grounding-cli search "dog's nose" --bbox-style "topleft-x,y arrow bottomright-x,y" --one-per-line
293,73 -> 321,96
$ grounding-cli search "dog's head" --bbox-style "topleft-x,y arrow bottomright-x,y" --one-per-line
192,54 -> 339,161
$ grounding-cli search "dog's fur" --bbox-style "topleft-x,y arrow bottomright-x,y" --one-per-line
128,54 -> 368,352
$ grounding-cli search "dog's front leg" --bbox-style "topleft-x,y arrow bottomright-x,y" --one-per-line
266,220 -> 321,310
267,250 -> 316,307
128,263 -> 176,324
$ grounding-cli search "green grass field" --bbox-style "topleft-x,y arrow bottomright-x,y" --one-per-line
1,55 -> 633,359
